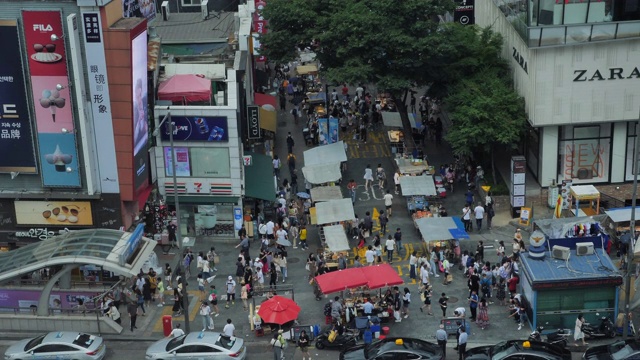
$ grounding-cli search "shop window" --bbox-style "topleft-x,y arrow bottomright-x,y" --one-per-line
193,204 -> 234,237
625,122 -> 639,181
558,138 -> 610,183
190,148 -> 230,178
182,0 -> 201,6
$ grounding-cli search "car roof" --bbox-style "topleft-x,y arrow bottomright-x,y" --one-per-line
42,332 -> 89,344
377,337 -> 439,354
505,340 -> 571,359
184,332 -> 240,344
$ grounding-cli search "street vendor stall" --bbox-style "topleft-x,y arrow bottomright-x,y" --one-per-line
310,186 -> 343,202
381,112 -> 417,129
532,214 -> 610,250
570,185 -> 601,216
604,207 -> 640,247
395,157 -> 432,176
400,175 -> 438,214
315,268 -> 368,294
415,217 -> 469,259
302,163 -> 342,185
302,141 -> 347,185
322,224 -> 350,252
314,198 -> 355,225
387,129 -> 405,155
361,264 -> 404,290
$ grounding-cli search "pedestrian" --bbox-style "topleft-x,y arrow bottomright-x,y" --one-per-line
394,228 -> 402,253
363,212 -> 373,236
298,329 -> 311,360
197,273 -> 205,300
208,285 -> 220,316
421,286 -> 433,315
241,283 -> 249,311
199,301 -> 213,331
409,251 -> 418,283
172,282 -> 184,316
385,235 -> 396,264
223,318 -> 235,337
360,122 -> 367,143
574,314 -> 587,345
225,276 -> 236,309
347,179 -> 357,204
156,277 -> 165,306
480,273 -> 492,300
291,169 -> 298,194
458,327 -> 468,360
393,170 -> 401,194
393,287 -> 402,323
164,263 -> 173,291
439,292 -> 448,318
330,296 -> 343,322
272,155 -> 281,179
286,132 -> 295,153
436,324 -> 447,358
383,190 -> 394,217
468,290 -> 479,321
430,248 -> 440,277
485,195 -> 495,230
207,247 -> 218,272
135,288 -> 145,316
168,323 -> 184,338
299,225 -> 308,249
377,164 -> 387,189
127,300 -> 137,332
465,186 -> 475,206
378,210 -> 388,234
107,302 -> 121,324
462,204 -> 472,232
271,330 -> 286,360
474,202 -> 485,232
269,262 -> 278,290
287,152 -> 296,174
476,298 -> 490,329
497,240 -> 506,257
442,258 -> 451,285
419,263 -> 430,291
401,287 -> 411,319
476,241 -> 485,264
363,164 -> 374,189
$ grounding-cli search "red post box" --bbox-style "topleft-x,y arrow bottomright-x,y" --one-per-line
163,315 -> 173,337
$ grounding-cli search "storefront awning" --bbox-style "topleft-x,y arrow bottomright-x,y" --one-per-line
244,151 -> 276,202
255,94 -> 277,133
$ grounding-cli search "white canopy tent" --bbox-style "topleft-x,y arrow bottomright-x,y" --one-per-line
310,186 -> 343,202
323,225 -> 350,252
381,112 -> 417,128
415,216 -> 469,242
399,175 -> 437,196
302,163 -> 342,184
303,141 -> 347,166
315,198 -> 355,225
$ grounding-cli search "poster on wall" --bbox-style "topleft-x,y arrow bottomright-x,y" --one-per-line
161,116 -> 229,142
328,116 -> 339,144
22,10 -> 81,187
0,20 -> 37,174
317,117 -> 329,145
122,0 -> 156,22
164,147 -> 191,177
132,30 -> 149,191
14,200 -> 93,226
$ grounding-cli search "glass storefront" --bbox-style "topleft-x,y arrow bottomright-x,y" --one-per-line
626,122 -> 638,181
178,203 -> 235,238
557,124 -> 611,184
536,287 -> 616,329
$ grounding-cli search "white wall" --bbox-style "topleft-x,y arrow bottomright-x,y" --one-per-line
611,122 -> 628,183
539,126 -> 559,187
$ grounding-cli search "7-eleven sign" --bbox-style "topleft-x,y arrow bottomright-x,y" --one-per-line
187,182 -> 209,194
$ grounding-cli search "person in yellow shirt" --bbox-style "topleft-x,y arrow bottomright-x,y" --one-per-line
299,226 -> 308,250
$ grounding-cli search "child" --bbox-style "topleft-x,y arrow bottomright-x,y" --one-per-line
208,285 -> 220,316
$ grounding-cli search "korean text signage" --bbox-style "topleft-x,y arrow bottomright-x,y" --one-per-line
122,0 -> 156,22
22,11 -> 81,187
81,11 -> 119,193
247,106 -> 261,139
164,147 -> 191,177
120,223 -> 145,265
161,116 -> 229,142
0,20 -> 37,173
132,30 -> 149,191
253,0 -> 267,62
14,200 -> 93,226
510,155 -> 526,211
454,0 -> 475,25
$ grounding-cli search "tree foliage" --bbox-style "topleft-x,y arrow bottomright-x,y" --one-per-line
260,0 -> 456,95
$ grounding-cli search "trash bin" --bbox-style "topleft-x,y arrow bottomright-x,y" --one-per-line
162,315 -> 173,337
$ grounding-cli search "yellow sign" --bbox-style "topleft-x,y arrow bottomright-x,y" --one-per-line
14,200 -> 94,226
554,194 -> 563,218
481,185 -> 491,193
519,207 -> 532,226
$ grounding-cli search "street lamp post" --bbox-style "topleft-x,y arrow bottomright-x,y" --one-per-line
154,110 -> 189,333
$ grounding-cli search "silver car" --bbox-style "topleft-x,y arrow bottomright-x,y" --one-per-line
4,332 -> 106,360
145,332 -> 246,360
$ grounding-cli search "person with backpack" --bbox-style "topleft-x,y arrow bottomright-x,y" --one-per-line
183,248 -> 194,278
270,330 -> 287,360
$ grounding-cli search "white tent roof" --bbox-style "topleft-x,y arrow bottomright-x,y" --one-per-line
400,175 -> 437,196
302,163 -> 342,184
310,186 -> 343,202
381,112 -> 417,128
315,198 -> 355,225
303,141 -> 347,166
605,207 -> 640,223
415,217 -> 464,241
570,185 -> 600,199
323,225 -> 350,252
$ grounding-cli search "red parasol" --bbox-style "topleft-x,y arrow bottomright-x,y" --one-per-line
257,295 -> 301,325
361,263 -> 404,290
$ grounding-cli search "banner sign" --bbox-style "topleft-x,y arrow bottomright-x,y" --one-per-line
160,116 -> 229,142
247,105 -> 261,139
317,117 -> 329,145
22,10 -> 81,187
163,147 -> 191,177
454,0 -> 475,25
81,11 -> 119,193
122,0 -> 156,22
14,200 -> 93,226
0,20 -> 37,173
328,116 -> 339,144
132,30 -> 149,191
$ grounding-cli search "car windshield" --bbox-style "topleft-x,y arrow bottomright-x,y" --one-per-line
25,335 -> 46,351
72,334 -> 95,348
216,335 -> 237,350
166,335 -> 186,351
611,344 -> 635,360
491,341 -> 517,360
365,340 -> 425,358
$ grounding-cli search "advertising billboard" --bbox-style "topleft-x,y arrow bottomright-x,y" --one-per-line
164,147 -> 191,177
160,116 -> 228,142
0,20 -> 37,173
81,11 -> 119,193
22,10 -> 81,187
454,0 -> 475,25
122,0 -> 156,22
132,30 -> 149,191
14,200 -> 93,226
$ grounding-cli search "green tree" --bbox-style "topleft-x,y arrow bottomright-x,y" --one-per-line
260,0 -> 456,97
445,68 -> 527,184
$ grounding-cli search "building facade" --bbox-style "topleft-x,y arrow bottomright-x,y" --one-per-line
476,0 -> 640,188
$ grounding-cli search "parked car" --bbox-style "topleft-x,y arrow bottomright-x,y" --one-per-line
145,332 -> 246,360
4,331 -> 106,360
340,337 -> 443,360
583,339 -> 640,360
465,340 -> 571,360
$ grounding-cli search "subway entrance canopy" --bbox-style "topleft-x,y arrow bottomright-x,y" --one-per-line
0,224 -> 156,283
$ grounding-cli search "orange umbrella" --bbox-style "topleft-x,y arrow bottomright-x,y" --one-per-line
257,295 -> 301,325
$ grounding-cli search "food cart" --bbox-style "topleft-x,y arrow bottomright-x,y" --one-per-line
310,186 -> 343,202
395,157 -> 432,176
399,175 -> 438,214
415,216 -> 469,259
569,185 -> 601,216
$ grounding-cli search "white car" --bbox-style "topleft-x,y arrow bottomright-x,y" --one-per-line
4,332 -> 106,360
146,332 -> 246,360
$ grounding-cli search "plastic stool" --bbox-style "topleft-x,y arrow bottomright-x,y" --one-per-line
382,326 -> 390,335
379,335 -> 386,340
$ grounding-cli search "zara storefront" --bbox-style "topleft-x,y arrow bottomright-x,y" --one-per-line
476,0 -> 640,187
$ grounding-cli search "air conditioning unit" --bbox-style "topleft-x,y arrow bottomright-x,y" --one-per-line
577,168 -> 593,180
552,245 -> 571,260
161,1 -> 170,21
576,242 -> 595,256
201,0 -> 209,20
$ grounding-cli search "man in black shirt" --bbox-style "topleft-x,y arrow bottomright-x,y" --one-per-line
167,223 -> 177,248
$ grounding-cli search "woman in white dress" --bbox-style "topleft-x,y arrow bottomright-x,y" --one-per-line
574,314 -> 587,345
363,164 -> 374,189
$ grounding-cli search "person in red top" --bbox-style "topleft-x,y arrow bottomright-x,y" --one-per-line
347,179 -> 357,204
507,274 -> 519,296
341,84 -> 349,101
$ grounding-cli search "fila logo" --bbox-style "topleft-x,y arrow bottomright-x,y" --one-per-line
33,24 -> 53,32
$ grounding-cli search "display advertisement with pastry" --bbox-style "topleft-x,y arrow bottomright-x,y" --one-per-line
14,200 -> 93,226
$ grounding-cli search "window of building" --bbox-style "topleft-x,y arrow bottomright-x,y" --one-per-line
164,147 -> 230,178
625,122 -> 639,181
557,124 -> 611,184
182,0 -> 201,6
